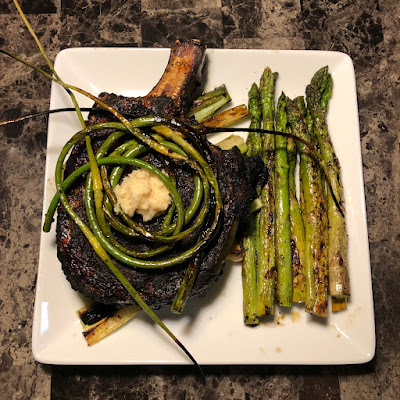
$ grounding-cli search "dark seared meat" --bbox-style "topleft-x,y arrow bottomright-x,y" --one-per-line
90,39 -> 206,120
56,132 -> 266,308
55,38 -> 267,309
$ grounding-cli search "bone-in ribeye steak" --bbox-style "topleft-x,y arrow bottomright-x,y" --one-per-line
56,39 -> 266,309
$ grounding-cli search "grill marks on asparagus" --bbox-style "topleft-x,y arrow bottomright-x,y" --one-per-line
257,68 -> 278,315
287,97 -> 328,317
287,137 -> 306,303
242,83 -> 262,326
242,72 -> 281,323
274,93 -> 293,308
306,67 -> 350,303
242,65 -> 349,323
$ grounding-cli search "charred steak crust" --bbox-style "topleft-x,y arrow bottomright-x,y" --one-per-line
56,129 -> 265,308
91,39 -> 206,119
55,39 -> 267,309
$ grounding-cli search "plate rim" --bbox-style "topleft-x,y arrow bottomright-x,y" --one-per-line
32,47 -> 375,366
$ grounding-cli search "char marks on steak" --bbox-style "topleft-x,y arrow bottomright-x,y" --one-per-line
56,40 -> 267,309
91,39 -> 206,120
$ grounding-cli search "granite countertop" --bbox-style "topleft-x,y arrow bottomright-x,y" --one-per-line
0,1 -> 399,399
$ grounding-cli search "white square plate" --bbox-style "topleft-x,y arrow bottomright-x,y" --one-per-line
32,48 -> 375,365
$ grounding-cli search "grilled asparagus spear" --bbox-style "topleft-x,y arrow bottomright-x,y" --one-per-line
242,83 -> 262,326
287,135 -> 306,303
257,68 -> 279,314
274,93 -> 293,307
287,96 -> 329,317
306,67 -> 350,303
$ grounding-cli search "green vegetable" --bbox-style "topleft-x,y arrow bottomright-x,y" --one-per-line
306,67 -> 349,300
186,85 -> 231,122
257,68 -> 278,314
274,93 -> 292,307
287,96 -> 328,317
242,83 -> 262,326
171,253 -> 204,314
287,136 -> 306,303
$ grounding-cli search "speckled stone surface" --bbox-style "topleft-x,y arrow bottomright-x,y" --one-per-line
0,0 -> 399,399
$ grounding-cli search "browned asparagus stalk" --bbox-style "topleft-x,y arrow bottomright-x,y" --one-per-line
287,96 -> 329,317
287,134 -> 306,303
257,68 -> 279,314
242,83 -> 262,326
306,67 -> 350,310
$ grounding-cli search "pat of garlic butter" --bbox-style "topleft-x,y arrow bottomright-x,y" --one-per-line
114,169 -> 171,222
